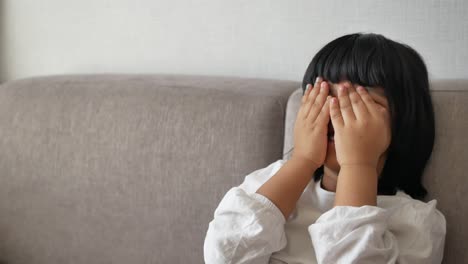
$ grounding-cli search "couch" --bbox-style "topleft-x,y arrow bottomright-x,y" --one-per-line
0,74 -> 466,263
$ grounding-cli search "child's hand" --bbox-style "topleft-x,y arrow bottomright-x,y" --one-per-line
329,83 -> 391,169
292,78 -> 331,168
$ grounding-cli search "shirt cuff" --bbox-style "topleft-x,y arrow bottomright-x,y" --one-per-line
250,191 -> 287,224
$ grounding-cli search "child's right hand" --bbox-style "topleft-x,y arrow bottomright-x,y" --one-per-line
291,77 -> 331,169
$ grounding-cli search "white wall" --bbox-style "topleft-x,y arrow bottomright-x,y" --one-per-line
1,0 -> 467,84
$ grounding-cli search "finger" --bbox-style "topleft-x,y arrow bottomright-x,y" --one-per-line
301,77 -> 322,118
314,76 -> 323,88
329,97 -> 344,127
301,77 -> 321,102
301,83 -> 312,104
378,104 -> 390,121
347,84 -> 369,120
378,105 -> 392,142
316,95 -> 331,125
356,85 -> 379,115
337,83 -> 356,123
306,81 -> 329,122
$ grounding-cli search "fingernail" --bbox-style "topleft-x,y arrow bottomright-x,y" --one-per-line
321,82 -> 327,89
315,76 -> 322,83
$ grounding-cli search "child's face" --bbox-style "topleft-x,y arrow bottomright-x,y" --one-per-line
323,80 -> 390,174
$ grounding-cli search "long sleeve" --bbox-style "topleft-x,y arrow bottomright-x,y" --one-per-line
204,160 -> 288,264
308,199 -> 446,264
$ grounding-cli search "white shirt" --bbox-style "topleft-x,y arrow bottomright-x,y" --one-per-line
204,159 -> 446,264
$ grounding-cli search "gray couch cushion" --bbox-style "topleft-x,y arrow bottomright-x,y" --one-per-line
0,74 -> 299,263
0,74 -> 466,263
283,80 -> 468,264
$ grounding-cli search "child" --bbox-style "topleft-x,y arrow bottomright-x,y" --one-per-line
204,33 -> 446,264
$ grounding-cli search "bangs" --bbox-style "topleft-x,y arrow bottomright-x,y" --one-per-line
303,33 -> 394,90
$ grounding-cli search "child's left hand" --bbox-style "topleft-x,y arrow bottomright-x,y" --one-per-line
329,83 -> 391,169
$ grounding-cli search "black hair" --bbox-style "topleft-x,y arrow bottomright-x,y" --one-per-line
285,33 -> 435,200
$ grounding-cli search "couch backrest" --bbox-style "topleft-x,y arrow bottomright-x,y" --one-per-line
0,75 -> 466,263
283,80 -> 468,264
0,74 -> 299,264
